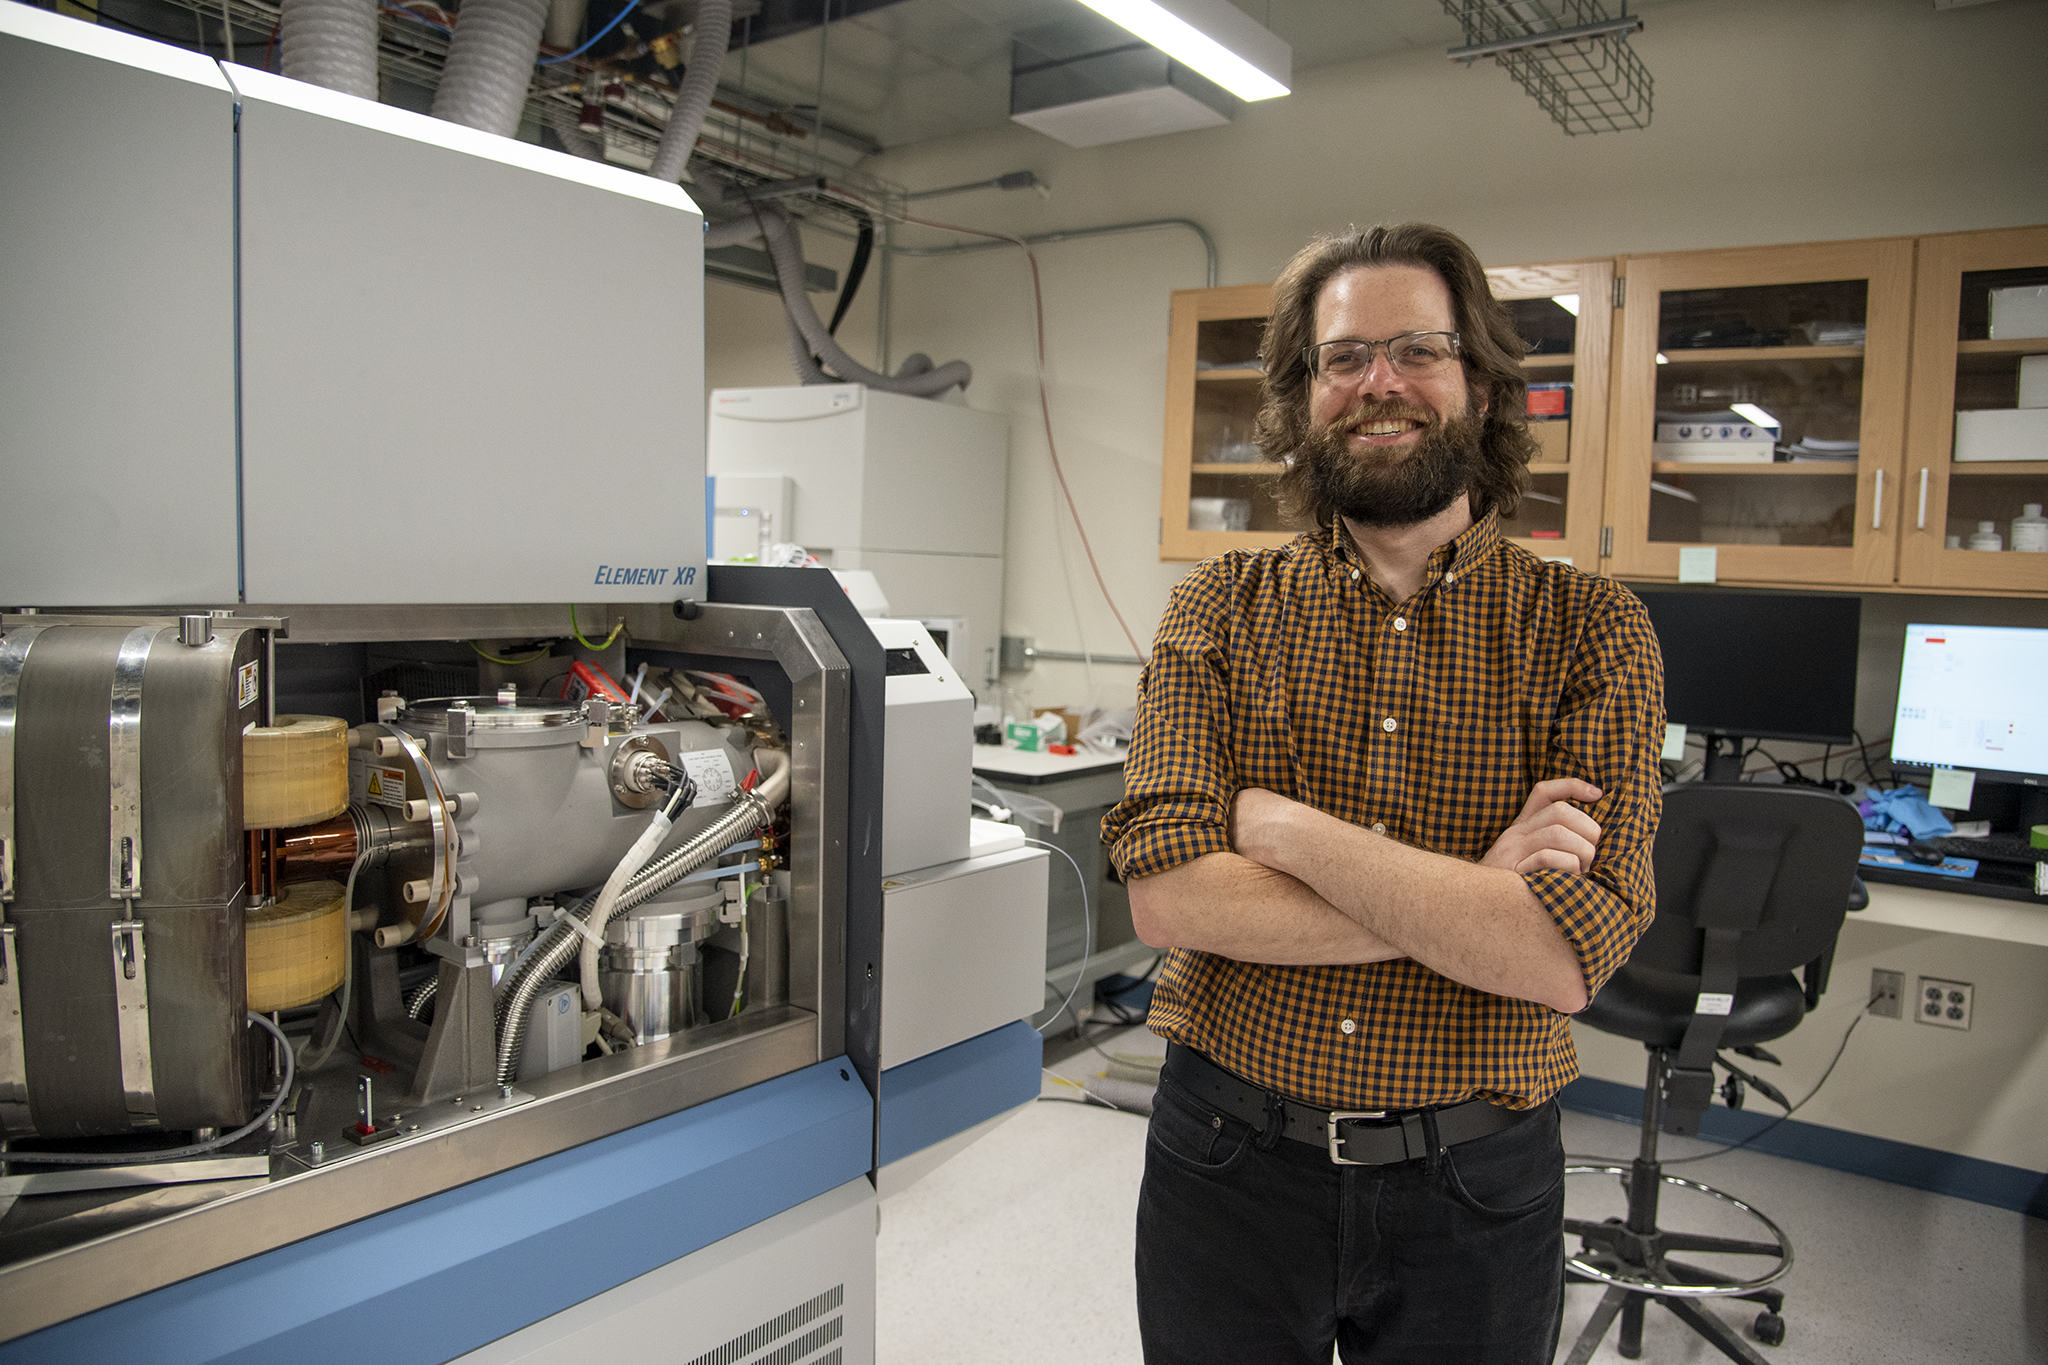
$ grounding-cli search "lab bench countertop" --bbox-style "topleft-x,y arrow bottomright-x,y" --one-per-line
971,744 -> 1126,785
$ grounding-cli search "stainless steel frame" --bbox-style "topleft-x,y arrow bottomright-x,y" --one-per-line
0,602 -> 850,1343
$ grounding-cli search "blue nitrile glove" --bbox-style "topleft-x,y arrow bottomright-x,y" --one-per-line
1864,786 -> 1954,840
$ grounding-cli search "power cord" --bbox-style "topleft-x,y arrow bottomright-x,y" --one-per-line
1028,838 -> 1093,1034
1570,991 -> 1876,1169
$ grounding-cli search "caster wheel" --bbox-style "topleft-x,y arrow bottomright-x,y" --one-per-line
1752,1311 -> 1786,1347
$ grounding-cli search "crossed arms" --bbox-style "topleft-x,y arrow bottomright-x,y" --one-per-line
1126,778 -> 1604,1015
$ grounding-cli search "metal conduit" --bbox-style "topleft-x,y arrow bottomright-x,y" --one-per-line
884,217 -> 1219,289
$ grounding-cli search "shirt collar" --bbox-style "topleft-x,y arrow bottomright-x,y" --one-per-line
1325,510 -> 1503,595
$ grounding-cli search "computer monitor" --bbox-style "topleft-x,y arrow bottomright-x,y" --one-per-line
1890,623 -> 2048,826
1631,589 -> 1861,783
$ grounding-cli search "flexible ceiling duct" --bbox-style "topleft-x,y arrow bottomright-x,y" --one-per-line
279,0 -> 380,100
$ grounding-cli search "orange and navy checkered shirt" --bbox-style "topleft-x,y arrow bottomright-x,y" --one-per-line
1102,513 -> 1663,1112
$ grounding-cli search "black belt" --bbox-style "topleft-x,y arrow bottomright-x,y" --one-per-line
1162,1043 -> 1537,1166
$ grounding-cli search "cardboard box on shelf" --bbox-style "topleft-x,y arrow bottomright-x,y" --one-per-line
1533,420 -> 1570,464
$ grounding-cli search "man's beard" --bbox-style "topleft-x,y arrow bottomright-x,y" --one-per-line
1294,399 -> 1486,529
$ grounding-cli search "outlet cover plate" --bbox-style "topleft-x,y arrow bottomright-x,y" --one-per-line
1915,976 -> 1973,1031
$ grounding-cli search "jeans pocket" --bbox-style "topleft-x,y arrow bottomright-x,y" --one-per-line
1148,1077 -> 1254,1173
1441,1105 -> 1564,1219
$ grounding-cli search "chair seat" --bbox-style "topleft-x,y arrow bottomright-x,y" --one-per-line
1582,966 -> 1807,1049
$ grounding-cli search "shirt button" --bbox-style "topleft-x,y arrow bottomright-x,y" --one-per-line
1340,1019 -> 1357,1035
1351,569 -> 1361,581
1371,822 -> 1386,834
1444,571 -> 1456,585
1382,717 -> 1398,733
1393,617 -> 1407,632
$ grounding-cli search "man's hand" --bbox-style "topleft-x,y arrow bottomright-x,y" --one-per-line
1481,778 -> 1604,876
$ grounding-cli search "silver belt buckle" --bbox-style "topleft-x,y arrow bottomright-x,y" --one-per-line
1326,1110 -> 1389,1165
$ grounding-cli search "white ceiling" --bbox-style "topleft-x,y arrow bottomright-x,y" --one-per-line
718,0 -> 1623,151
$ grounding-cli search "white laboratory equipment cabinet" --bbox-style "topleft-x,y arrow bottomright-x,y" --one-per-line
0,6 -> 1044,1362
708,386 -> 1010,694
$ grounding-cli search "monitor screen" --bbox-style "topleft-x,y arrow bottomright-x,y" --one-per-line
1890,623 -> 2048,784
1632,589 -> 1860,746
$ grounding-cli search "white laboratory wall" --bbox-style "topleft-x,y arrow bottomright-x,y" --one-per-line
706,0 -> 2048,720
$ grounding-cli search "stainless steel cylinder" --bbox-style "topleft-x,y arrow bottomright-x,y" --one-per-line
597,883 -> 720,1044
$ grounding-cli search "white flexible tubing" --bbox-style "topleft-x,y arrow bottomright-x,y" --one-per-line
280,0 -> 379,99
431,0 -> 550,137
646,0 -> 732,184
577,809 -> 675,1009
754,207 -> 973,397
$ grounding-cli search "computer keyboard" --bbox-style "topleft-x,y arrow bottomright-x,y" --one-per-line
1923,834 -> 2045,865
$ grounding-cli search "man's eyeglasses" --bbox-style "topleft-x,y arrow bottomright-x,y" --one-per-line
1303,332 -> 1462,380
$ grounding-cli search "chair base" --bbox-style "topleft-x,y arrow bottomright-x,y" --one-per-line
1561,1163 -> 1792,1364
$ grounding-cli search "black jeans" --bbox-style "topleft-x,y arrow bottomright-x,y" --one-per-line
1135,1070 -> 1566,1364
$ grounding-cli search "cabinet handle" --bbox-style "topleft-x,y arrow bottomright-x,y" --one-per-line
1872,468 -> 1883,531
1917,467 -> 1929,530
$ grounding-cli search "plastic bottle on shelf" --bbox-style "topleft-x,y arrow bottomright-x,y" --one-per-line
2012,504 -> 2048,553
1966,521 -> 2004,552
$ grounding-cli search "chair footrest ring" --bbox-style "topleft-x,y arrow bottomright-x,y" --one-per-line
1563,1164 -> 1793,1298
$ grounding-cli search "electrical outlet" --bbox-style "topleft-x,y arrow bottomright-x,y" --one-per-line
1868,969 -> 1903,1019
1915,977 -> 1973,1031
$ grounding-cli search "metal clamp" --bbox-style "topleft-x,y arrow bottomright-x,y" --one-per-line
0,625 -> 48,905
110,919 -> 158,1129
108,627 -> 158,903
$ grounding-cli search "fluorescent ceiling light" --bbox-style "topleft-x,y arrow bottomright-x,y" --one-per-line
1730,402 -> 1780,429
1076,0 -> 1292,101
1552,293 -> 1580,316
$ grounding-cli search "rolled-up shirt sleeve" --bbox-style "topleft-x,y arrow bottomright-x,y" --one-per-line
1102,562 -> 1239,881
1524,584 -> 1665,1000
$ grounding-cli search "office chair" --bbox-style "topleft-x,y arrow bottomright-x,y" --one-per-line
1561,782 -> 1867,1365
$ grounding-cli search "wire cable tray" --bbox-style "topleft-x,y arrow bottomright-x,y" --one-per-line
1442,0 -> 1653,135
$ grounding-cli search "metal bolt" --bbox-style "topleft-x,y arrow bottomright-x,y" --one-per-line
309,1141 -> 325,1164
500,1084 -> 513,1099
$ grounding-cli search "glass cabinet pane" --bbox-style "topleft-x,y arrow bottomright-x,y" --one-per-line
1946,265 -> 2048,556
1646,279 -> 1868,548
1498,294 -> 1579,546
1188,316 -> 1292,535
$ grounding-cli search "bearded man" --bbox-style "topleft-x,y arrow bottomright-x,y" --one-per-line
1102,223 -> 1666,1364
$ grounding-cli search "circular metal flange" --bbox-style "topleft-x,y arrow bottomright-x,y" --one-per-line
1563,1164 -> 1792,1298
400,696 -> 583,730
373,723 -> 459,942
608,733 -> 673,809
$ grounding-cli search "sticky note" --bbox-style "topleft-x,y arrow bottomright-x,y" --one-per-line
1678,546 -> 1718,583
1662,723 -> 1687,761
1928,767 -> 1976,810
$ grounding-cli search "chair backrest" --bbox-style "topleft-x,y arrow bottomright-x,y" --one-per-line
1631,783 -> 1867,980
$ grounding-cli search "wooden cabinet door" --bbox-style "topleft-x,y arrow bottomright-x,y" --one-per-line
1487,258 -> 1615,574
1160,283 -> 1292,563
1897,225 -> 2048,594
1605,238 -> 1914,587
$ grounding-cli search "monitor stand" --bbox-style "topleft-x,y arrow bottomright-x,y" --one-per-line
1702,734 -> 1747,784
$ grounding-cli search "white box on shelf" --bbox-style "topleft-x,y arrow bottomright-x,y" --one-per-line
1989,286 -> 2048,341
1954,408 -> 2048,462
1652,441 -> 1776,464
2018,354 -> 2048,408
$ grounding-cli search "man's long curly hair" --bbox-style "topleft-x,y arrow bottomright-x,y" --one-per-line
1255,223 -> 1538,527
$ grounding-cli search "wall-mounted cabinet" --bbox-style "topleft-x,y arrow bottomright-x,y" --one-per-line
1605,238 -> 1915,586
1897,225 -> 2048,593
1158,282 -> 1291,563
1159,226 -> 2047,598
